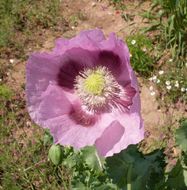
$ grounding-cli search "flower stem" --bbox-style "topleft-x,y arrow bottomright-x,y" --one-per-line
127,164 -> 132,190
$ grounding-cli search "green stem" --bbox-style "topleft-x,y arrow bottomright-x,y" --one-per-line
127,164 -> 132,190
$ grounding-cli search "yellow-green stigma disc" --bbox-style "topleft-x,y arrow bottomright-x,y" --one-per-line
84,72 -> 105,95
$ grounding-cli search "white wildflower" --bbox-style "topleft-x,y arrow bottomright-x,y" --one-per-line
165,81 -> 171,86
158,70 -> 164,75
91,2 -> 96,7
142,47 -> 147,52
181,87 -> 185,92
150,91 -> 156,96
169,59 -> 173,62
166,85 -> 172,90
174,83 -> 179,88
9,59 -> 14,64
149,77 -> 153,81
152,75 -> 157,82
26,121 -> 32,127
130,54 -> 132,57
156,79 -> 160,84
149,86 -> 154,91
131,40 -> 136,45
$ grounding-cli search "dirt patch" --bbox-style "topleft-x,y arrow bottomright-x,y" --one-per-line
61,0 -> 150,37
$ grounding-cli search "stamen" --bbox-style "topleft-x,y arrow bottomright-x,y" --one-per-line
74,66 -> 128,114
83,71 -> 105,95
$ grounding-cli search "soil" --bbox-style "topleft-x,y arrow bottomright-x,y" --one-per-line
5,0 -> 187,153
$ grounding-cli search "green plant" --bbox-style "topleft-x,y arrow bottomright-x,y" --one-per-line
0,0 -> 68,58
0,90 -> 71,190
109,0 -> 126,11
0,85 -> 13,100
143,0 -> 187,65
126,34 -> 155,77
149,62 -> 187,104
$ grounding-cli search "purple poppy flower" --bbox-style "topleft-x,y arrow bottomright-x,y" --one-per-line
26,29 -> 144,157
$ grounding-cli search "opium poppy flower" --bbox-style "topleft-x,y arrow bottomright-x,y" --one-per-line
26,29 -> 144,157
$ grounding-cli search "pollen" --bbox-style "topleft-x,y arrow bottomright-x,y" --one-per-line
75,66 -> 125,114
83,72 -> 105,95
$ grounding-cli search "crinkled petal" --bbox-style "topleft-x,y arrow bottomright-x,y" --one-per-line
26,53 -> 62,121
99,33 -> 141,113
26,53 -> 61,99
100,33 -> 131,83
95,113 -> 144,157
27,83 -> 73,128
53,29 -> 105,54
49,113 -> 116,149
95,121 -> 125,156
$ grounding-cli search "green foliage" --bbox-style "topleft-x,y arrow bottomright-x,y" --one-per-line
166,119 -> 187,190
106,145 -> 165,190
0,84 -> 13,100
156,65 -> 187,104
126,34 -> 154,77
0,91 -> 71,190
43,129 -> 53,145
46,119 -> 187,189
166,161 -> 187,190
81,146 -> 104,172
109,0 -> 126,10
176,120 -> 187,153
0,0 -> 67,58
48,144 -> 63,165
59,146 -> 116,189
144,0 -> 187,64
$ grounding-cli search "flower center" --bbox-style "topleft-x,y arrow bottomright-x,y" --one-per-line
75,66 -> 126,114
83,72 -> 105,95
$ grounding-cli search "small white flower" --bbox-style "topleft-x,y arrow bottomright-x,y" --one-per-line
149,77 -> 153,81
158,70 -> 164,75
156,79 -> 160,84
131,40 -> 136,45
165,81 -> 171,86
91,2 -> 96,7
150,91 -> 156,96
174,83 -> 179,88
130,53 -> 132,57
166,85 -> 172,90
71,26 -> 75,30
9,59 -> 14,64
0,78 -> 2,82
149,86 -> 154,91
142,47 -> 147,52
152,75 -> 157,82
26,121 -> 32,127
181,87 -> 185,92
169,59 -> 173,62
